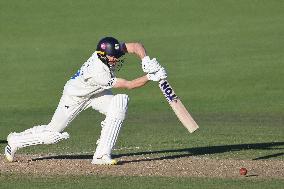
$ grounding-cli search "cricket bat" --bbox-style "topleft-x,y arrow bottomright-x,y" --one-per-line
158,79 -> 199,133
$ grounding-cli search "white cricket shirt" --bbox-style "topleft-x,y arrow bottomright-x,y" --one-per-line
63,51 -> 117,97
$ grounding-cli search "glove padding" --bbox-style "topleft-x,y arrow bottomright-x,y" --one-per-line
141,56 -> 161,73
147,67 -> 167,81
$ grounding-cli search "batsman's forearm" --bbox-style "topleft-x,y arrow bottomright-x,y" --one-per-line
114,76 -> 149,89
128,75 -> 149,89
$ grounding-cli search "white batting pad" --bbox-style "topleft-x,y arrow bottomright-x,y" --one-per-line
106,94 -> 129,120
7,130 -> 69,149
93,118 -> 123,158
19,125 -> 48,134
93,94 -> 129,158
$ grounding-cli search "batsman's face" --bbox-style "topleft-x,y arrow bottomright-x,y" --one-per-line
107,55 -> 119,65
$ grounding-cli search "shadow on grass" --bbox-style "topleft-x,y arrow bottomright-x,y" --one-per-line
0,140 -> 7,144
253,153 -> 284,160
32,142 -> 284,162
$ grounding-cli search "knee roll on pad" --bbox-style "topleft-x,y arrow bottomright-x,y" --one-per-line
41,131 -> 70,144
107,94 -> 129,120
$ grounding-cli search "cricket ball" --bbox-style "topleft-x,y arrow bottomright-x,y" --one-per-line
239,168 -> 247,175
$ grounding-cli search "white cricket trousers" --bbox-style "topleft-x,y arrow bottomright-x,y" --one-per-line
46,90 -> 114,132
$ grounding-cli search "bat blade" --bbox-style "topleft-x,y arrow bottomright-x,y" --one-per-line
169,99 -> 199,133
158,79 -> 199,133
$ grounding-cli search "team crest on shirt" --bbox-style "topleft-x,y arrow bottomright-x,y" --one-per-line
108,78 -> 115,87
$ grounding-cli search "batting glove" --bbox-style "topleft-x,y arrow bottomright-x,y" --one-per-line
147,67 -> 167,81
141,56 -> 162,73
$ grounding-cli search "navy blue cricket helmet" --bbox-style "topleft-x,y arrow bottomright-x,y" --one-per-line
96,37 -> 125,58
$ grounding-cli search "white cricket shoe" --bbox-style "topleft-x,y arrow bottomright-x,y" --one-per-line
5,133 -> 18,162
91,155 -> 117,165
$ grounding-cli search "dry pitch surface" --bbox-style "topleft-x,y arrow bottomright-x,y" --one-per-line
0,154 -> 283,179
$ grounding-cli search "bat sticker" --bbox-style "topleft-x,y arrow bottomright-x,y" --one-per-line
159,80 -> 178,102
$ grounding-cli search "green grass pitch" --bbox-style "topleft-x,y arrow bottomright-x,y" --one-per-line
0,0 -> 283,188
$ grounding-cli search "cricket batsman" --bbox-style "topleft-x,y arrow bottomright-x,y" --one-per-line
4,37 -> 167,165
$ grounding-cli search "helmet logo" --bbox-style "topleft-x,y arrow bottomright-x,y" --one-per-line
115,44 -> 120,50
101,43 -> 106,50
